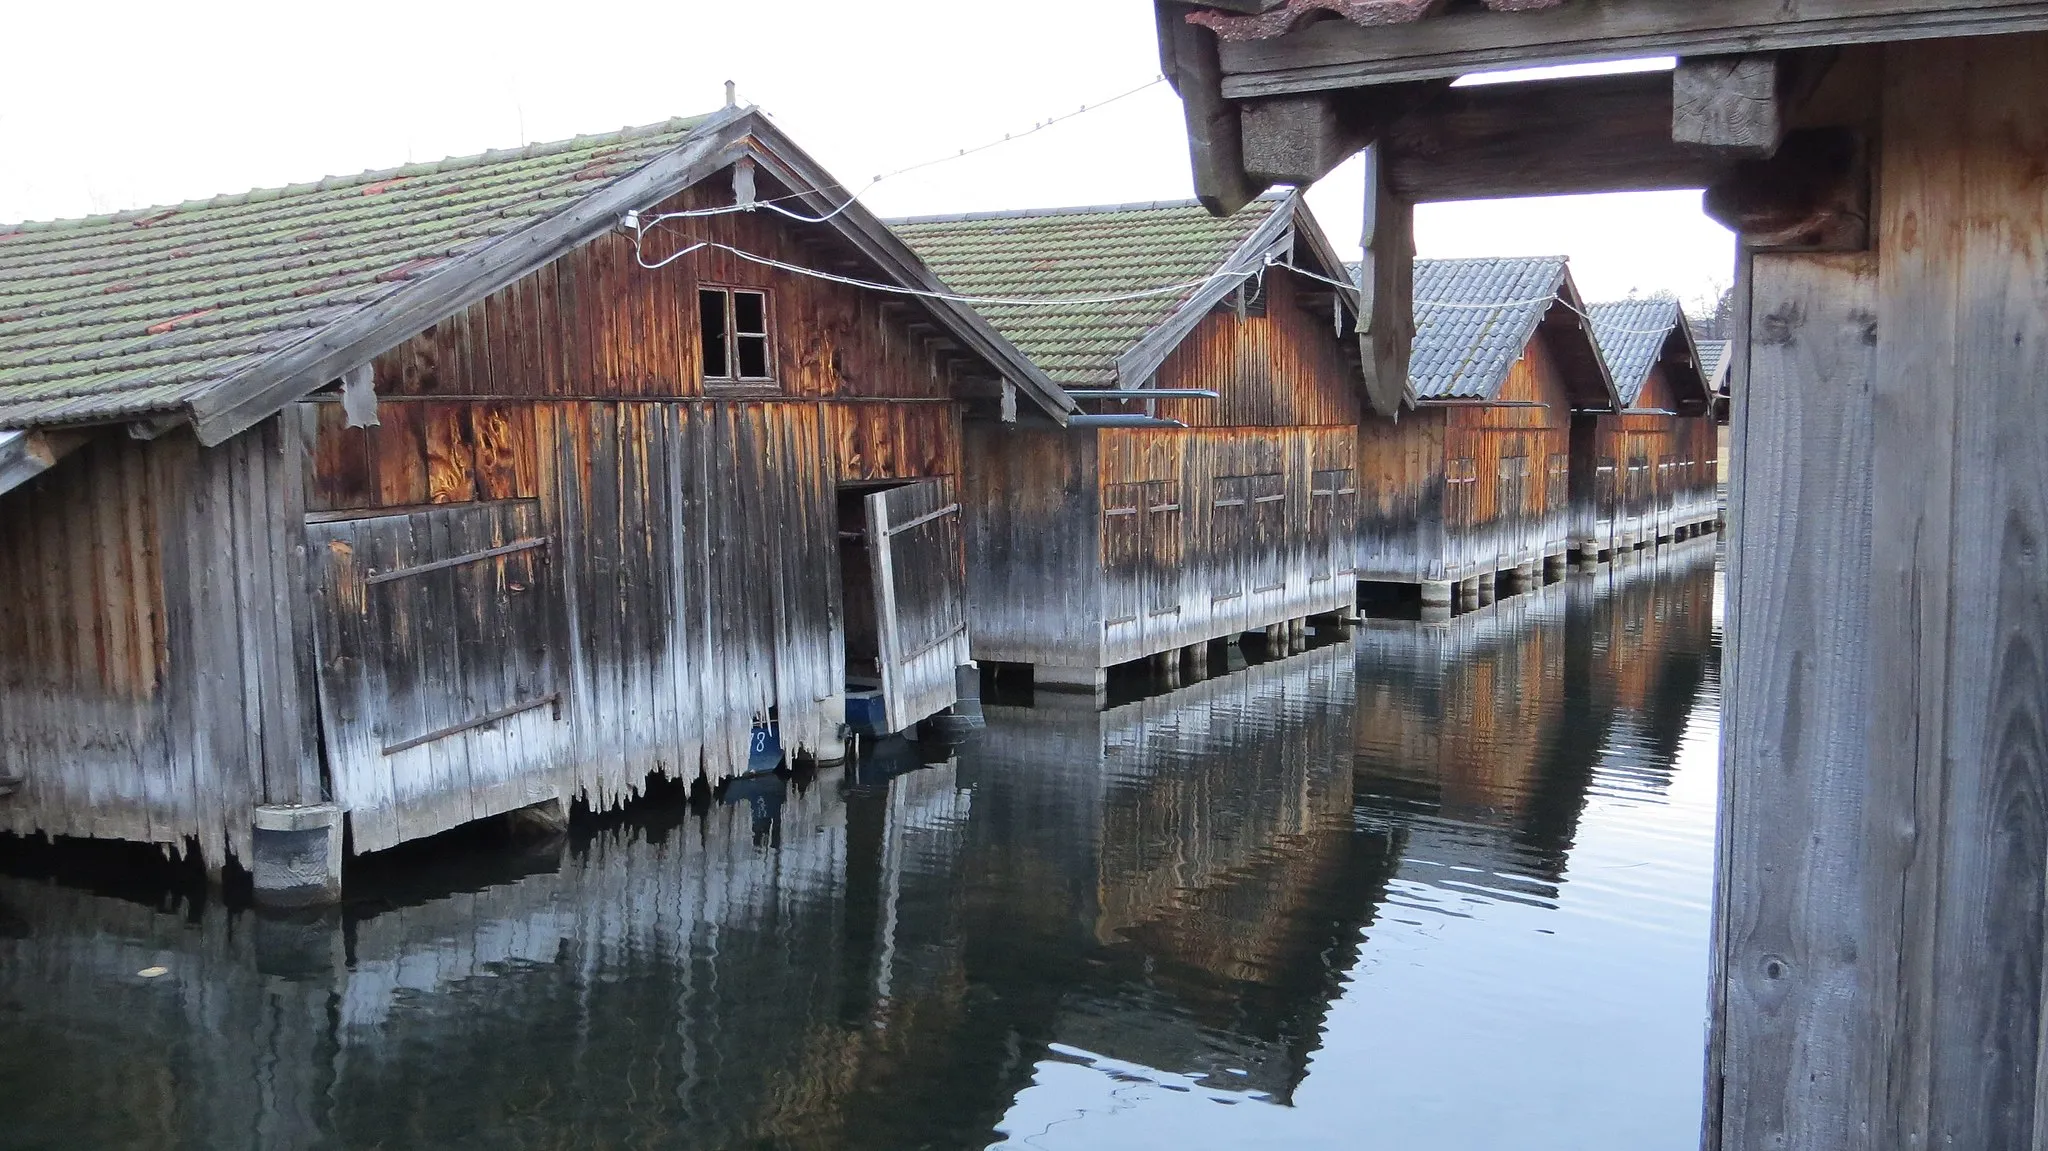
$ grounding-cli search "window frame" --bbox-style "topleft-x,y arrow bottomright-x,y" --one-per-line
698,284 -> 778,393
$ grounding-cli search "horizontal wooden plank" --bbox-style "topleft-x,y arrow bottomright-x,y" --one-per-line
883,502 -> 961,537
1216,0 -> 2048,96
365,537 -> 549,585
382,692 -> 561,757
1384,70 -> 1731,201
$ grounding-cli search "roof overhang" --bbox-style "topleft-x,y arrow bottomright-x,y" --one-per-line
1543,266 -> 1622,412
1112,191 -> 1359,389
152,104 -> 1071,449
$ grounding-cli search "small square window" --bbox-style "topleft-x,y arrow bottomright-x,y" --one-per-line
699,287 -> 775,386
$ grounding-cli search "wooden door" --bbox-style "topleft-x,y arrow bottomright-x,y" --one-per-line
306,502 -> 564,853
865,480 -> 968,735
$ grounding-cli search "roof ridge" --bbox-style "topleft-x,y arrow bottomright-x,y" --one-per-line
888,191 -> 1288,227
0,114 -> 716,236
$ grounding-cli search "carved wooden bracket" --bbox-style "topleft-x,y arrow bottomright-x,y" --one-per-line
1705,128 -> 1870,252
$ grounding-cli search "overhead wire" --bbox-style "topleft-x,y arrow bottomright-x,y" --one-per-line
632,75 -> 1169,230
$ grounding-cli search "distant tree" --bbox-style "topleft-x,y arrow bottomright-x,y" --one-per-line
1689,285 -> 1737,341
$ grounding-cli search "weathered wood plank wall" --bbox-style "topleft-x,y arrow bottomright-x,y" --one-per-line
965,268 -> 1360,676
1355,327 -> 1575,584
960,423 -> 1102,670
1572,367 -> 1719,557
1153,270 -> 1363,428
0,417 -> 315,868
1098,426 -> 1355,667
292,174 -> 972,840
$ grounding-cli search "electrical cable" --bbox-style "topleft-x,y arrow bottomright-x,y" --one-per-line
631,233 -> 1269,308
633,76 -> 1168,229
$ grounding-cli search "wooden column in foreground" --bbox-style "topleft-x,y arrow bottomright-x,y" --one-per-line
1709,34 -> 2048,1150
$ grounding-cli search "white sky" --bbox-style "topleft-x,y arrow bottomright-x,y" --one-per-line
0,0 -> 1733,311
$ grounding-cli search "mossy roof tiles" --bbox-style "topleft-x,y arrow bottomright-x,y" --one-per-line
891,197 -> 1285,387
0,116 -> 714,428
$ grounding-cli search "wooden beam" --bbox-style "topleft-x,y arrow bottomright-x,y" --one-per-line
1705,128 -> 1870,251
1158,0 -> 1267,214
1239,82 -> 1441,186
1241,94 -> 1372,185
1382,70 -> 1732,202
0,429 -> 87,497
1357,142 -> 1412,418
1213,0 -> 2048,97
1673,55 -> 1783,155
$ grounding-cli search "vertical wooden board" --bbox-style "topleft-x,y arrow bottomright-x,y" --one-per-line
617,402 -> 658,786
658,403 -> 700,783
306,402 -> 375,513
471,404 -> 522,501
1711,251 -> 1879,1151
1868,37 -> 2048,1151
369,403 -> 428,507
533,402 -> 596,806
583,403 -> 627,800
422,402 -> 478,504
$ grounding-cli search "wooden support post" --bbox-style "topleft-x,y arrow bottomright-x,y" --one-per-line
1358,142 -> 1413,418
1157,2 -> 1262,215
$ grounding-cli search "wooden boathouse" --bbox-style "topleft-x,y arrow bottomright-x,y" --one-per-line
1354,255 -> 1616,609
895,193 -> 1362,696
1572,297 -> 1718,560
0,104 -> 1070,896
1158,2 -> 2048,1144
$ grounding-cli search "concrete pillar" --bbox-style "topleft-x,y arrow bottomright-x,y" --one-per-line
252,803 -> 343,909
1035,662 -> 1107,705
505,796 -> 569,839
1544,553 -> 1568,582
1457,576 -> 1481,607
1182,642 -> 1209,681
1420,603 -> 1453,624
1420,579 -> 1455,609
931,664 -> 987,736
1152,649 -> 1182,688
1511,560 -> 1538,591
1288,618 -> 1308,653
1477,575 -> 1497,605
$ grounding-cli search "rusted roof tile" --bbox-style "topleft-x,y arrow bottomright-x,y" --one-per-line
145,307 -> 217,335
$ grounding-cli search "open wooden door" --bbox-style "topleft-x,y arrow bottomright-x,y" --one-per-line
305,502 -> 564,853
864,480 -> 969,734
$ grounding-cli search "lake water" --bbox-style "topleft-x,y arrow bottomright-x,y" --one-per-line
0,540 -> 1721,1151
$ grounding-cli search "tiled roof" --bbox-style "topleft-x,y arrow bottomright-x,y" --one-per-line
1589,298 -> 1683,407
1697,339 -> 1731,394
1407,256 -> 1570,401
1186,0 -> 1564,42
0,115 -> 719,429
892,197 -> 1285,387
